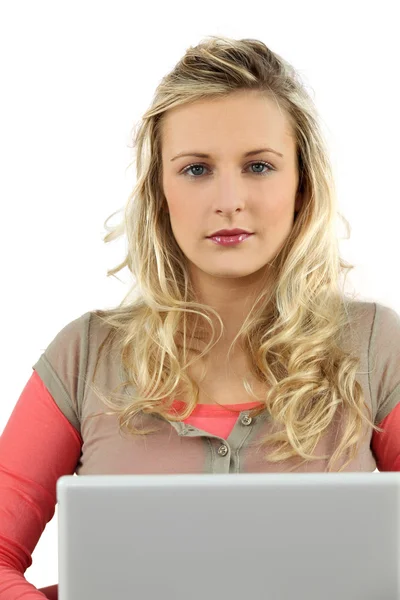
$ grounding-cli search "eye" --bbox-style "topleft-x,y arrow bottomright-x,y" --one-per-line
181,161 -> 274,178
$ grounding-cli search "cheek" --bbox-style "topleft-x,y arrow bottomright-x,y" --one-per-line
162,175 -> 183,214
169,201 -> 195,225
165,189 -> 202,226
261,196 -> 294,225
167,198 -> 201,242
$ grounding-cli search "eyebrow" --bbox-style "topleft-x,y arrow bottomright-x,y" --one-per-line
170,147 -> 284,162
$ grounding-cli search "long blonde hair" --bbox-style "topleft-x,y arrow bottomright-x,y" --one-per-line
88,35 -> 380,471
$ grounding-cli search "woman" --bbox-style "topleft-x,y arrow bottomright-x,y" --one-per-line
1,35 -> 399,599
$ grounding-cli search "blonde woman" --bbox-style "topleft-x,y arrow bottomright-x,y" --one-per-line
1,36 -> 399,599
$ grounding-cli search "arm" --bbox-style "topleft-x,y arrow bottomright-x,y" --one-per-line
371,402 -> 400,471
0,371 -> 82,598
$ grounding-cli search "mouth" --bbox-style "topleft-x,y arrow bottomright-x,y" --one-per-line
206,232 -> 254,245
206,230 -> 253,238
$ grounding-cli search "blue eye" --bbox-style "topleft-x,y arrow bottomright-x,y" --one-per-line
181,161 -> 274,178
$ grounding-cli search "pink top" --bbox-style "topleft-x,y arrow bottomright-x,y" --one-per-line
171,398 -> 263,438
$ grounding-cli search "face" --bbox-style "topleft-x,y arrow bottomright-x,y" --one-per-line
161,90 -> 302,301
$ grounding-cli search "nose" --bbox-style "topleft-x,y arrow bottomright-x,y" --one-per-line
213,174 -> 247,214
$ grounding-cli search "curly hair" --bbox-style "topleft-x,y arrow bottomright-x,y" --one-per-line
87,35 -> 380,472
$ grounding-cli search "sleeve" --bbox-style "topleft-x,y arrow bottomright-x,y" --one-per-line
0,371 -> 82,597
31,311 -> 93,435
371,405 -> 400,471
369,302 -> 400,470
0,312 -> 91,598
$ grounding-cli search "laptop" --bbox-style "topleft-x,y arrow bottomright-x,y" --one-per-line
57,472 -> 400,600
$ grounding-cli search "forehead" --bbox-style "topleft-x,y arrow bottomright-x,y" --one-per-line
161,91 -> 294,155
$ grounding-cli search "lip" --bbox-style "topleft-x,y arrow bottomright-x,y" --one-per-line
208,232 -> 253,246
207,228 -> 253,237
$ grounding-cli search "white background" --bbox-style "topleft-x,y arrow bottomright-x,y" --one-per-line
0,0 -> 398,590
